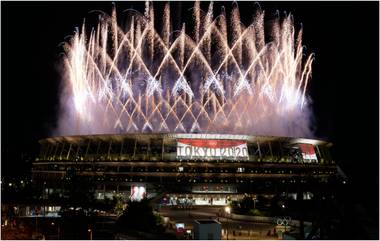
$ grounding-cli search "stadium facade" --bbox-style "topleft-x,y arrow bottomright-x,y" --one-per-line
32,133 -> 336,205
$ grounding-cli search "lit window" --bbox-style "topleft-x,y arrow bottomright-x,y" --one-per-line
178,167 -> 184,172
237,167 -> 244,173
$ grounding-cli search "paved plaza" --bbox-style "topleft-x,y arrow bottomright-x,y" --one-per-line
158,206 -> 280,240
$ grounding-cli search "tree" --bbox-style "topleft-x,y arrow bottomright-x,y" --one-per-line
113,194 -> 125,215
115,199 -> 165,234
240,196 -> 256,212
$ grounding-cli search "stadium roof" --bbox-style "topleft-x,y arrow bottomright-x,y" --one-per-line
40,133 -> 331,146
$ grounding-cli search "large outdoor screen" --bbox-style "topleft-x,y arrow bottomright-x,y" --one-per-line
298,143 -> 318,161
130,185 -> 146,201
177,139 -> 249,160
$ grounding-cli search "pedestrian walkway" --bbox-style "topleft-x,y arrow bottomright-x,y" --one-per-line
221,229 -> 280,240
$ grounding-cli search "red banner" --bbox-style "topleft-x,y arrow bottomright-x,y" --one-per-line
177,139 -> 248,159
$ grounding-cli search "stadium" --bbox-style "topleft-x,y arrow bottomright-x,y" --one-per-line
32,133 -> 336,205
32,3 -> 338,207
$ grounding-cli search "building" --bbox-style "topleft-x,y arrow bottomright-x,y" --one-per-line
193,219 -> 222,240
32,133 -> 336,204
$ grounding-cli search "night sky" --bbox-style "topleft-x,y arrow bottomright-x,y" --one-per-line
2,1 -> 379,204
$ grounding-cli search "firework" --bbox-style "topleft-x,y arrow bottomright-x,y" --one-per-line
58,2 -> 314,137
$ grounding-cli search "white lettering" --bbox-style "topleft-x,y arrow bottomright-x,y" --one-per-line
177,140 -> 249,160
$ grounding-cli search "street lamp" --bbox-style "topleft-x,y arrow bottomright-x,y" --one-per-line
51,222 -> 60,239
88,228 -> 92,240
225,206 -> 231,214
253,198 -> 258,209
225,206 -> 231,240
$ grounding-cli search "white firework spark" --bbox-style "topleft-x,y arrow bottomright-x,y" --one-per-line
58,1 -> 314,137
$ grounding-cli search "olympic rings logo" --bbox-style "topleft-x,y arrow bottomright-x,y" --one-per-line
275,216 -> 292,226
